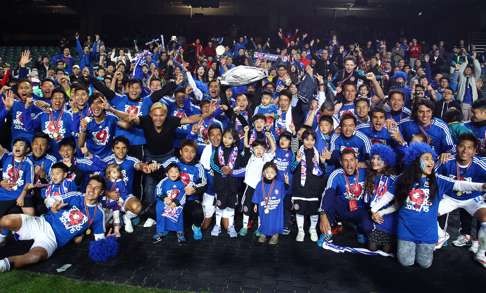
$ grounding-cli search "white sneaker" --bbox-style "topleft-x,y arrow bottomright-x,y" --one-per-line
470,240 -> 479,254
475,251 -> 486,269
434,232 -> 450,250
211,225 -> 221,237
123,214 -> 134,233
296,230 -> 305,242
309,229 -> 318,242
452,234 -> 472,247
227,226 -> 238,238
0,258 -> 10,272
143,218 -> 156,228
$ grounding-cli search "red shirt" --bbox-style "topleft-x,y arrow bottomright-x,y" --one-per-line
409,44 -> 421,58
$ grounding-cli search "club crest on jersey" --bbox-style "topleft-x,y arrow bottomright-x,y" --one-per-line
345,182 -> 364,200
60,206 -> 88,233
5,165 -> 24,191
45,121 -> 65,141
180,172 -> 192,186
125,105 -> 140,116
93,127 -> 110,145
13,111 -> 25,129
406,188 -> 431,212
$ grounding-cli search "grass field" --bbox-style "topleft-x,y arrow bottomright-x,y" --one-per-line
0,270 -> 186,293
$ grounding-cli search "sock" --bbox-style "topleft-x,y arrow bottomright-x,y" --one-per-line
296,214 -> 304,232
125,210 -> 137,220
242,214 -> 249,229
0,258 -> 10,272
227,208 -> 235,227
257,216 -> 261,229
478,222 -> 486,255
310,215 -> 318,231
437,223 -> 446,239
215,208 -> 222,227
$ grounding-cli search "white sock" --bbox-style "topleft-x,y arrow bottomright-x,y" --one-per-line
296,214 -> 304,232
257,216 -> 261,229
310,215 -> 318,231
227,208 -> 235,227
125,210 -> 137,219
0,258 -> 10,272
478,222 -> 486,254
215,208 -> 222,227
242,214 -> 249,229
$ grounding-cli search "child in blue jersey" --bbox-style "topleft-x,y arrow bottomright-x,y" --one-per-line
363,144 -> 398,253
162,140 -> 207,240
273,131 -> 295,234
253,91 -> 278,130
0,138 -> 35,219
252,162 -> 287,245
394,143 -> 486,268
153,163 -> 187,244
0,176 -> 107,271
248,114 -> 274,148
103,164 -> 127,237
39,162 -> 77,209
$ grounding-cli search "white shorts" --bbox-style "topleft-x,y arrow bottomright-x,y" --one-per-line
438,195 -> 486,216
16,214 -> 57,258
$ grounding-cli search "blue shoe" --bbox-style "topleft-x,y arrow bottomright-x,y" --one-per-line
239,227 -> 248,237
357,233 -> 367,245
192,225 -> 202,241
177,232 -> 187,243
282,227 -> 291,235
317,233 -> 333,247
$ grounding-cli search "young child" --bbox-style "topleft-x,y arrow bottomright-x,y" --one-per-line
103,163 -> 128,237
40,162 -> 77,210
290,130 -> 326,242
252,162 -> 287,245
210,128 -> 247,238
153,163 -> 187,244
253,90 -> 278,129
248,114 -> 275,149
239,126 -> 276,236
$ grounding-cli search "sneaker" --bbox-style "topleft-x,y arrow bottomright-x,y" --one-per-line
452,234 -> 472,247
192,225 -> 202,241
0,258 -> 10,273
177,232 -> 187,243
309,229 -> 318,242
356,233 -> 367,245
227,226 -> 238,238
239,227 -> 248,237
257,235 -> 267,243
296,230 -> 305,242
268,234 -> 279,245
435,231 -> 449,250
254,229 -> 262,237
123,214 -> 134,233
143,218 -> 156,228
210,225 -> 221,237
470,240 -> 480,254
317,233 -> 333,247
475,252 -> 486,269
282,227 -> 291,235
152,234 -> 165,244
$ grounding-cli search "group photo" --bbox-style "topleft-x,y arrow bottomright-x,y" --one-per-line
0,0 -> 486,292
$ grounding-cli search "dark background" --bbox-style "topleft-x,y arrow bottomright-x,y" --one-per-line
1,0 -> 485,46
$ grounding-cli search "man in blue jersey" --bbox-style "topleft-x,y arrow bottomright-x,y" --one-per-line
436,134 -> 486,268
465,99 -> 486,156
0,175 -> 107,272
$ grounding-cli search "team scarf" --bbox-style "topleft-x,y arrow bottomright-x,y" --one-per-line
320,241 -> 393,257
218,146 -> 239,172
299,145 -> 323,187
276,106 -> 293,134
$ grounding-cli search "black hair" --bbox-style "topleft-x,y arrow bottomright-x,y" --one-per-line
180,139 -> 198,151
51,162 -> 69,173
127,78 -> 142,88
222,128 -> 240,146
51,88 -> 68,101
33,132 -> 51,143
251,140 -> 267,148
112,136 -> 130,148
472,98 -> 486,110
354,97 -> 370,107
339,112 -> 357,127
279,89 -> 292,99
262,161 -> 278,175
59,137 -> 76,149
457,133 -> 479,149
165,162 -> 180,173
443,108 -> 463,124
319,115 -> 334,126
88,174 -> 106,191
88,92 -> 105,105
208,123 -> 223,134
370,107 -> 386,117
412,98 -> 435,121
252,114 -> 266,123
73,85 -> 89,94
301,129 -> 316,141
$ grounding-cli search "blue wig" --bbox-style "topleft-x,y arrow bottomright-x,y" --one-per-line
370,144 -> 397,168
88,236 -> 119,263
403,142 -> 437,167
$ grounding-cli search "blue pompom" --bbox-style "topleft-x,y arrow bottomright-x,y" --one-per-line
88,236 -> 119,263
370,144 -> 397,168
403,142 -> 437,167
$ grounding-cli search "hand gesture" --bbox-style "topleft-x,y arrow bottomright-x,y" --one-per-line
371,212 -> 384,224
24,96 -> 34,109
315,74 -> 324,84
320,149 -> 331,162
284,173 -> 289,185
243,125 -> 250,133
19,50 -> 32,67
16,196 -> 25,207
51,200 -> 68,213
296,151 -> 302,162
2,89 -> 15,110
80,117 -> 89,131
0,180 -> 15,190
365,72 -> 376,81
289,123 -> 296,135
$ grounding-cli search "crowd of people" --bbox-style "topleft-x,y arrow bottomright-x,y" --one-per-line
0,28 -> 486,273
